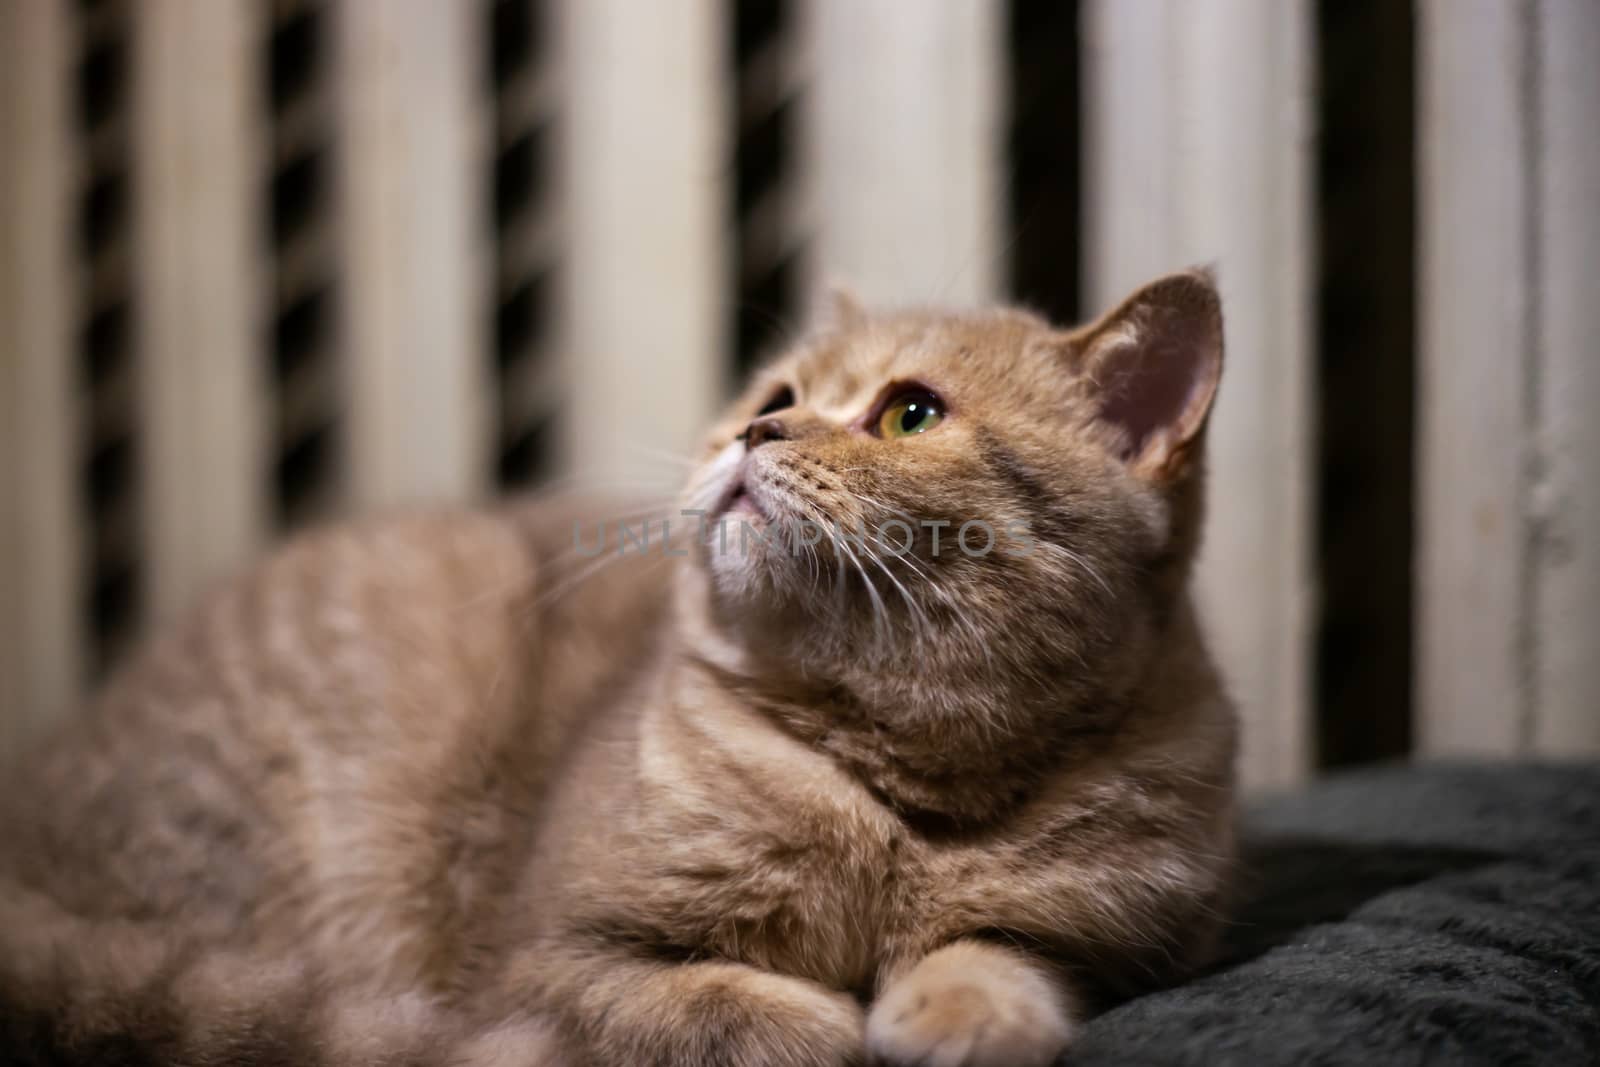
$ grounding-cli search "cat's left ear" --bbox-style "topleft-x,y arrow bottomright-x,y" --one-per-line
1072,268 -> 1223,483
807,279 -> 867,334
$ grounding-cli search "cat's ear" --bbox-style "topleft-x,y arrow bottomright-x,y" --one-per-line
1073,268 -> 1223,482
808,280 -> 867,334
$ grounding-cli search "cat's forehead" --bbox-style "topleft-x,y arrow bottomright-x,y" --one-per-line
787,307 -> 1053,407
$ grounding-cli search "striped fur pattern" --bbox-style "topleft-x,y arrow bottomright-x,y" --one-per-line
0,271 -> 1235,1065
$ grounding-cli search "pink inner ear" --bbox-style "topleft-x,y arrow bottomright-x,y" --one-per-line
1098,332 -> 1209,461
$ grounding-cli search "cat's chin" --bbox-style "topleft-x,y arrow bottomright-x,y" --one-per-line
695,526 -> 826,634
703,535 -> 784,605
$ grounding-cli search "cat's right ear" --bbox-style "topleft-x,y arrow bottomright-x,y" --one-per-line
1073,268 -> 1223,484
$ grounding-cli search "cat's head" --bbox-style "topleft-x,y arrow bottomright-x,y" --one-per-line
678,270 -> 1223,725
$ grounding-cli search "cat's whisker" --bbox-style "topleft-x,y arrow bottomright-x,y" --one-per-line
844,520 -> 940,647
789,495 -> 891,649
618,439 -> 702,471
864,535 -> 938,592
680,468 -> 737,517
536,547 -> 677,610
728,297 -> 803,351
444,504 -> 678,619
533,506 -> 697,607
786,521 -> 823,588
833,485 -> 922,532
539,506 -> 680,575
864,549 -> 932,649
783,480 -> 982,652
769,490 -> 837,592
831,488 -> 973,611
838,541 -> 890,651
1033,541 -> 1114,599
773,492 -> 840,596
845,474 -> 1108,606
885,549 -> 990,654
836,500 -> 993,650
830,526 -> 850,614
527,470 -> 685,499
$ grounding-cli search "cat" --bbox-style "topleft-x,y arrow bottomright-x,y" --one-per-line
0,268 -> 1236,1067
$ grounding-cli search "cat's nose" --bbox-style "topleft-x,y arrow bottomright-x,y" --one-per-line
743,416 -> 789,449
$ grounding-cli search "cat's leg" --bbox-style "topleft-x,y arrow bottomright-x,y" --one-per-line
515,947 -> 864,1067
865,941 -> 1075,1067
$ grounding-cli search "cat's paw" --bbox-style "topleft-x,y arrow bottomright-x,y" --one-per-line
626,965 -> 864,1067
865,943 -> 1073,1067
719,969 -> 865,1067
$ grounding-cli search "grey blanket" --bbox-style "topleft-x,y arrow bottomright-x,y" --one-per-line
5,763 -> 1595,1064
1069,763 -> 1600,1066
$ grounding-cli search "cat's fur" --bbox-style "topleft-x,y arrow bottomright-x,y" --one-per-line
0,270 -> 1236,1066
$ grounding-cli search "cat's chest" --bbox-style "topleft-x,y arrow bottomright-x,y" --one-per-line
629,701 -> 1064,992
708,805 -> 901,989
636,736 -> 914,992
654,788 -> 1048,995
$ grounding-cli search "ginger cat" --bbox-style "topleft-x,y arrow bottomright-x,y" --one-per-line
0,270 -> 1236,1067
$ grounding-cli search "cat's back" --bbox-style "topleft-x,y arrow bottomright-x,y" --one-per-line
1,496 -> 671,984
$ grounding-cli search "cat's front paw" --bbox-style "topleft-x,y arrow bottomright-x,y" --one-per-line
732,971 -> 865,1067
865,943 -> 1073,1067
632,965 -> 865,1067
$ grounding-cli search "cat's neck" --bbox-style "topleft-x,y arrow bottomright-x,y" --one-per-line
661,642 -> 1088,828
658,588 -> 1222,829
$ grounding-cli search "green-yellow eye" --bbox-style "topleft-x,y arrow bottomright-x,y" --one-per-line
877,391 -> 945,438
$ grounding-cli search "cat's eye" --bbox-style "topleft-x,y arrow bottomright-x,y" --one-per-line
876,389 -> 945,438
756,385 -> 794,416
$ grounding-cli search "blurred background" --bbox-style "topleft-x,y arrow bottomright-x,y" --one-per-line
1,0 -> 1595,788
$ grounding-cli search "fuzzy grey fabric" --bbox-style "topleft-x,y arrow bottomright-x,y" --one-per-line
6,763 -> 1595,1064
1068,762 -> 1600,1066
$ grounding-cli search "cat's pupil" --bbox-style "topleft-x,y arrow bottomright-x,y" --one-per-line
877,391 -> 944,438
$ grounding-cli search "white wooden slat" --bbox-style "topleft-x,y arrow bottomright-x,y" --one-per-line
1415,0 -> 1527,756
0,0 -> 80,753
1083,0 -> 1315,789
338,0 -> 487,508
806,0 -> 1002,307
1081,0 -> 1179,299
1529,0 -> 1600,755
560,0 -> 724,487
1416,1 -> 1528,756
134,0 -> 267,624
